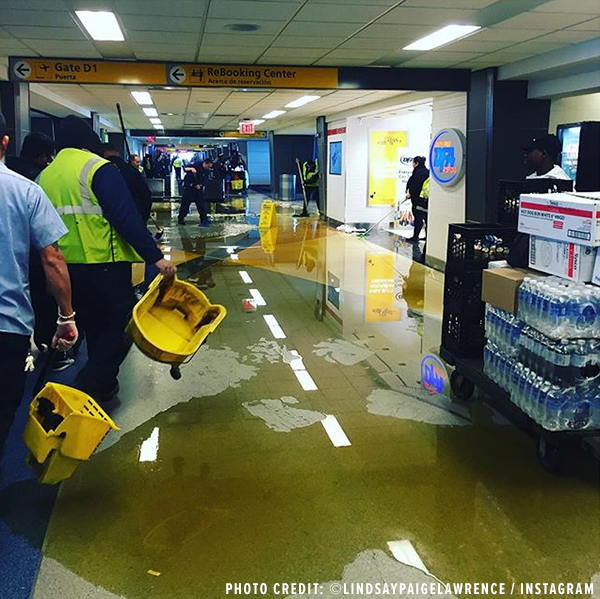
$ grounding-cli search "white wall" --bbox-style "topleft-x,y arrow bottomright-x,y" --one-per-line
549,92 -> 600,133
329,108 -> 432,225
326,120 -> 346,223
426,93 -> 467,266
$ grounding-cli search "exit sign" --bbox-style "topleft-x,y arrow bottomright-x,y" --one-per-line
240,122 -> 255,135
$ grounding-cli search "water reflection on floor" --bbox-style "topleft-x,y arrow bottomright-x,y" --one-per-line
17,197 -> 600,598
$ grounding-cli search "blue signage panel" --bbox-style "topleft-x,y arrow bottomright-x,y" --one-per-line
429,128 -> 466,187
421,354 -> 449,395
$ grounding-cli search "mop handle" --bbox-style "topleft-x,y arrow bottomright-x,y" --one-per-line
295,158 -> 309,212
116,103 -> 132,161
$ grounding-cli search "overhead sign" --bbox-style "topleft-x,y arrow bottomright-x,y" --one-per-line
239,122 -> 255,135
220,130 -> 267,139
166,63 -> 338,89
368,131 -> 408,207
9,58 -> 165,85
429,128 -> 466,187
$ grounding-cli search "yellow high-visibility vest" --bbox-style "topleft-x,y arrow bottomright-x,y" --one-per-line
38,148 -> 142,264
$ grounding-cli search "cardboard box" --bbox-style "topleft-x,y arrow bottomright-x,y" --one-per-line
482,267 -> 537,314
518,192 -> 600,247
529,236 -> 596,282
593,248 -> 600,287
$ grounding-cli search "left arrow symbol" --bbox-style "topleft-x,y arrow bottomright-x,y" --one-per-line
170,66 -> 185,82
14,61 -> 32,79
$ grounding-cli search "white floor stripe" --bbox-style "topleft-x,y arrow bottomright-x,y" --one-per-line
249,288 -> 266,306
263,314 -> 286,339
239,271 -> 253,284
321,415 -> 351,447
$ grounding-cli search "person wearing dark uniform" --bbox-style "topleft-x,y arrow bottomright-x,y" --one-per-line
302,160 -> 320,211
178,159 -> 213,227
38,116 -> 175,403
405,156 -> 430,242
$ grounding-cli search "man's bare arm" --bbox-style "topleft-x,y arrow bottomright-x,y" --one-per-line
38,242 -> 73,317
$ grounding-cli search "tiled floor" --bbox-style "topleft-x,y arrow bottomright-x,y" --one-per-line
2,195 -> 599,599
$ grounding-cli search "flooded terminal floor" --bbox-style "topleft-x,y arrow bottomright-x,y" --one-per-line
1,195 -> 599,599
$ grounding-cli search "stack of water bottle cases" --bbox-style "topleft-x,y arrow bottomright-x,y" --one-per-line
484,276 -> 600,431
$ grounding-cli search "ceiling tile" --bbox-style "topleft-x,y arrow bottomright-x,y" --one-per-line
294,3 -> 387,23
0,9 -> 74,27
195,53 -> 263,63
443,39 -> 514,52
281,21 -> 361,37
401,0 -> 496,6
496,12 -> 595,30
4,25 -> 87,40
376,6 -> 478,26
2,0 -> 68,8
201,33 -> 274,47
204,19 -> 286,35
536,29 -> 600,43
308,0 -> 398,4
507,39 -> 570,53
135,50 -> 197,61
568,17 -> 600,31
259,47 -> 328,58
356,23 -> 432,38
321,48 -> 391,60
128,30 -> 199,44
120,15 -> 203,32
20,40 -> 103,55
338,37 -> 407,50
314,57 -> 375,66
115,0 -> 208,16
532,0 -> 600,13
272,35 -> 346,48
473,27 -> 545,42
207,1 -> 298,20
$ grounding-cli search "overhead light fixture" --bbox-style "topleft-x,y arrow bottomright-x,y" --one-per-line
75,10 -> 124,41
131,91 -> 152,106
226,23 -> 260,32
149,118 -> 162,124
153,124 -> 164,130
250,119 -> 265,125
143,107 -> 159,117
403,24 -> 481,51
262,110 -> 286,119
285,95 -> 320,108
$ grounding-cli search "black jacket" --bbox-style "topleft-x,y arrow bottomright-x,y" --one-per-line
406,165 -> 429,203
107,155 -> 153,223
5,156 -> 44,182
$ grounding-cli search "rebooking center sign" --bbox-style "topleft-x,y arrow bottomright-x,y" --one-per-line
429,128 -> 466,187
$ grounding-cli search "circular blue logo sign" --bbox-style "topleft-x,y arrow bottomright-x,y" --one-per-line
420,354 -> 449,395
429,128 -> 466,187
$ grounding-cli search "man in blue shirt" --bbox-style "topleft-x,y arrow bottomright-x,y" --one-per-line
0,112 -> 78,456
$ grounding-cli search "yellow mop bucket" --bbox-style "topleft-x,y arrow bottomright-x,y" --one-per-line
23,382 -> 118,484
127,275 -> 226,378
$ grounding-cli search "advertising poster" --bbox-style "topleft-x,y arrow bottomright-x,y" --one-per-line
368,131 -> 407,206
365,253 -> 401,323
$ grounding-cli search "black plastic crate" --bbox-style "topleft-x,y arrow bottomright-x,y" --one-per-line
446,223 -> 517,273
441,307 -> 486,359
443,271 -> 484,314
496,179 -> 573,226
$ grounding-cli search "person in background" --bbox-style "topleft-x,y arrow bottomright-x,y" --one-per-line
172,154 -> 183,195
0,112 -> 77,457
143,153 -> 153,178
154,150 -> 171,197
178,158 -> 213,227
6,131 -> 55,181
302,160 -> 320,211
405,156 -> 430,243
129,153 -> 144,175
523,134 -> 571,179
102,143 -> 152,224
38,116 -> 175,404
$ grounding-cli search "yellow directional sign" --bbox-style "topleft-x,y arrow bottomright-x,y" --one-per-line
167,63 -> 338,89
259,200 -> 278,229
10,58 -> 165,85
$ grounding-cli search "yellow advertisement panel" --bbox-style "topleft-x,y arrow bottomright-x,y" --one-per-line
365,253 -> 401,323
368,131 -> 407,207
170,64 -> 338,89
11,58 -> 165,85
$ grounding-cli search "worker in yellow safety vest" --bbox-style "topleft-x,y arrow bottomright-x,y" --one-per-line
38,116 -> 175,403
302,159 -> 320,212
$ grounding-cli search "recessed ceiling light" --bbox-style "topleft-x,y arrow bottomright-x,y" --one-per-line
285,95 -> 320,108
262,110 -> 286,119
226,23 -> 260,32
403,24 -> 481,51
250,119 -> 265,125
143,107 -> 158,117
75,11 -> 124,41
131,91 -> 152,106
165,112 -> 175,116
153,124 -> 164,130
149,118 -> 162,124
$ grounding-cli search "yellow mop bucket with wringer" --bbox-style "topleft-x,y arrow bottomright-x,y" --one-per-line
23,382 -> 118,484
127,274 -> 227,379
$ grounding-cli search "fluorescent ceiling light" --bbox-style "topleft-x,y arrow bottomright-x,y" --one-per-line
285,95 -> 320,108
262,110 -> 286,119
131,91 -> 152,106
143,107 -> 158,117
149,118 -> 162,124
153,124 -> 164,130
250,119 -> 265,125
403,24 -> 481,51
75,11 -> 124,41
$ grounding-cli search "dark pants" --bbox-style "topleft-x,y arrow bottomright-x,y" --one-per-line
0,333 -> 30,452
306,186 -> 319,211
68,263 -> 136,398
178,191 -> 208,223
412,203 -> 427,239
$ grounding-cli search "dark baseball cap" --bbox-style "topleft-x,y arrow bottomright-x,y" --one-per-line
521,134 -> 561,158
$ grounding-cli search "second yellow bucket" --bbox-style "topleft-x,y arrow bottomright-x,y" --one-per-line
127,275 -> 226,369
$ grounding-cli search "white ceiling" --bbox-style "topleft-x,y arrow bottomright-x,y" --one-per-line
0,0 -> 598,129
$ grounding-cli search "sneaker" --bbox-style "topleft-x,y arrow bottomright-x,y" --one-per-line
96,383 -> 120,404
